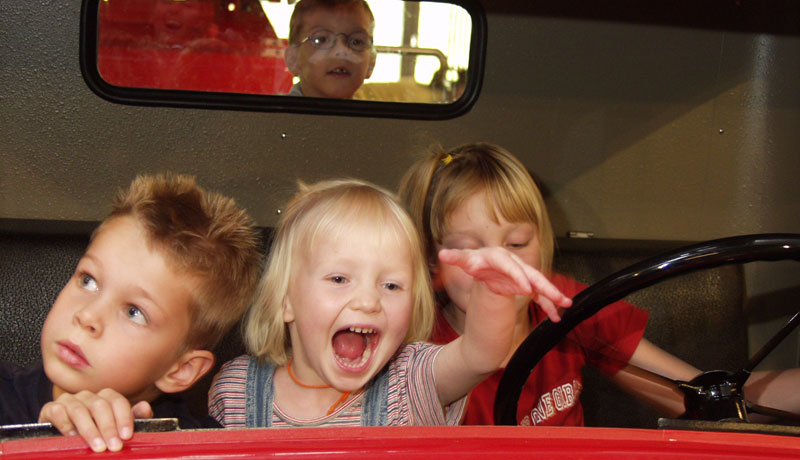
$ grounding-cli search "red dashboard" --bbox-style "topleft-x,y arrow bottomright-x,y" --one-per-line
3,426 -> 800,460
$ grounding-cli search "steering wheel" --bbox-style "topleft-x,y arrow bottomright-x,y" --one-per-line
494,233 -> 800,426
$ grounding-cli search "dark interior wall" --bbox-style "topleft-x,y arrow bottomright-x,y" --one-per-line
1,1 -> 798,365
2,1 -> 798,240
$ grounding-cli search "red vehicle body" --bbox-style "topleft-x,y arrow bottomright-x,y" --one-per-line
3,426 -> 800,460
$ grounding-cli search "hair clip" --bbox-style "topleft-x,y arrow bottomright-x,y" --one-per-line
441,154 -> 454,165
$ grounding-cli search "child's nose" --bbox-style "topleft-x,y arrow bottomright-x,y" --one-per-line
350,285 -> 382,313
332,36 -> 352,55
73,301 -> 105,336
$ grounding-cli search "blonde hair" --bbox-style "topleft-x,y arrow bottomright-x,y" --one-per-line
398,142 -> 555,275
288,0 -> 375,44
245,178 -> 434,365
99,173 -> 263,351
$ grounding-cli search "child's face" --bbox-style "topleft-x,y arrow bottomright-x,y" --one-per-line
435,191 -> 541,316
283,223 -> 413,392
40,215 -> 196,402
286,5 -> 375,98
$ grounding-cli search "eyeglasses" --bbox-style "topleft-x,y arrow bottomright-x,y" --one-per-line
298,29 -> 373,52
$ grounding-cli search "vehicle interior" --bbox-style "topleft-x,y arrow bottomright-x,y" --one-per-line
1,0 -> 799,457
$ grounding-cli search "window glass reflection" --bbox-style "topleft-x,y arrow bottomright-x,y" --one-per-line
98,0 -> 291,93
96,0 -> 471,103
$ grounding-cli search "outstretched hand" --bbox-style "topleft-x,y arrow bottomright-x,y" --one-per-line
39,389 -> 153,452
431,247 -> 573,405
438,247 -> 571,322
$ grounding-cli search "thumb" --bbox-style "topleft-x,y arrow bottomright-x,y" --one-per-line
132,400 -> 154,419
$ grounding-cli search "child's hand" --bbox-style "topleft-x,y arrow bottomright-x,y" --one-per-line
438,247 -> 571,322
38,389 -> 153,452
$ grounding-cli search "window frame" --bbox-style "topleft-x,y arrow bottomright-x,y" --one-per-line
79,0 -> 487,120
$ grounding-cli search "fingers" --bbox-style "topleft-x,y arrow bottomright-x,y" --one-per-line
519,260 -> 572,309
534,296 -> 563,323
37,389 -> 136,453
132,400 -> 154,419
39,401 -> 78,437
104,388 -> 136,441
439,247 -> 572,311
439,248 -> 530,295
78,392 -> 125,452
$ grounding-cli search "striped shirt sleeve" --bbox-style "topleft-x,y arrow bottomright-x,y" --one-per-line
386,342 -> 467,426
207,354 -> 251,428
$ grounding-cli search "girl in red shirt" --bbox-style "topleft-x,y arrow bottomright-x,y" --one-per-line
399,142 -> 701,426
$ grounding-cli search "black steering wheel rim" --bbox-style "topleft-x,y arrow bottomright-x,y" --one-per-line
494,233 -> 800,425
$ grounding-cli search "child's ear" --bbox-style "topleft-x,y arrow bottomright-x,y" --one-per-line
154,350 -> 215,394
366,52 -> 377,79
283,297 -> 295,323
285,45 -> 300,76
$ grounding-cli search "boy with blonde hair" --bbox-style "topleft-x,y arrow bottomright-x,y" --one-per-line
0,173 -> 262,452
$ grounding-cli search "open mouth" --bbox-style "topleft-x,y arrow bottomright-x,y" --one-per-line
327,67 -> 351,77
332,326 -> 378,371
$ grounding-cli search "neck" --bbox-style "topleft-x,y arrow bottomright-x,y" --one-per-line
280,359 -> 353,416
503,303 -> 533,366
287,357 -> 331,389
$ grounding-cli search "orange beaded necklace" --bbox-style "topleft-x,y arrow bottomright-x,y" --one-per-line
286,358 -> 352,415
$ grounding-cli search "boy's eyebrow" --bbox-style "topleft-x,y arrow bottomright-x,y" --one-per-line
306,25 -> 370,35
127,284 -> 171,322
133,286 -> 161,305
78,251 -> 102,270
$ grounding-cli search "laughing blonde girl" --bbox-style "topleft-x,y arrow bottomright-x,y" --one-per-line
209,178 -> 570,427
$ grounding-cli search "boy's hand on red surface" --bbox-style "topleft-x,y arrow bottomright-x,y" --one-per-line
38,388 -> 153,452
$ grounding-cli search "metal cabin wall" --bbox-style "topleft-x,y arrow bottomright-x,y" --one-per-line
1,3 -> 798,364
2,2 -> 798,239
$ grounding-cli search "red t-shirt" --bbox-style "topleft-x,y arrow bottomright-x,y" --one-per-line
430,273 -> 648,426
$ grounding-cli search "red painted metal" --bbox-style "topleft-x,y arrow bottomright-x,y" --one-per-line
2,426 -> 799,460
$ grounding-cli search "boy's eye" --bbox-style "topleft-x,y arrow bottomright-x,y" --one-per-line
78,273 -> 99,292
311,35 -> 330,47
303,30 -> 372,52
507,241 -> 528,249
347,33 -> 371,51
125,305 -> 148,325
329,275 -> 348,284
